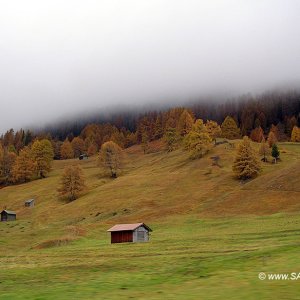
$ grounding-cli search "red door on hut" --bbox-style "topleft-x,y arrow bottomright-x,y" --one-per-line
111,230 -> 133,243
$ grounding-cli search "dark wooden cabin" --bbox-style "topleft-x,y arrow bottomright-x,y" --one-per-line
1,210 -> 16,222
79,154 -> 88,160
25,199 -> 35,207
107,223 -> 152,244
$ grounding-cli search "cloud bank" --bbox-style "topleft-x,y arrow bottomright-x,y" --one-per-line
1,0 -> 300,133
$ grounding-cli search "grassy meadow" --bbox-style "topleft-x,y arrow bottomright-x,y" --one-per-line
0,140 -> 300,299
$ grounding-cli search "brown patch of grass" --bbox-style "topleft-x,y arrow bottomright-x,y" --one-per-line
65,225 -> 87,237
33,236 -> 75,249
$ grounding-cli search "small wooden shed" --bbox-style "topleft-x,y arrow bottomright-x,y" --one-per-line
25,199 -> 35,207
79,154 -> 88,160
1,210 -> 16,222
107,223 -> 152,244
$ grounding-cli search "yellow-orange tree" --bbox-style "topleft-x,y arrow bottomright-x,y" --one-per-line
98,141 -> 123,178
267,131 -> 277,147
12,147 -> 35,183
232,136 -> 261,180
31,139 -> 54,178
87,144 -> 98,156
163,127 -> 180,152
206,120 -> 222,144
71,137 -> 85,158
58,165 -> 86,201
259,137 -> 270,162
177,109 -> 194,136
60,139 -> 74,159
250,126 -> 264,142
0,144 -> 3,179
0,147 -> 17,184
221,116 -> 240,139
291,126 -> 300,142
184,119 -> 212,159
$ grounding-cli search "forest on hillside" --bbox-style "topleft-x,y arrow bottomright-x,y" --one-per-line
39,90 -> 300,140
0,90 -> 300,188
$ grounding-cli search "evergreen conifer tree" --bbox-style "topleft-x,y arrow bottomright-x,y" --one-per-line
271,144 -> 280,163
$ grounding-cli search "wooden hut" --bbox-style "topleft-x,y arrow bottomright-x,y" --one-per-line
25,199 -> 35,207
1,210 -> 16,222
107,223 -> 152,244
79,154 -> 88,160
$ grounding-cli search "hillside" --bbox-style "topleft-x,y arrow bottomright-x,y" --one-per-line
0,141 -> 300,299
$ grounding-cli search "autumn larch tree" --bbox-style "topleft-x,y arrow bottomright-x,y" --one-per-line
0,148 -> 17,184
71,137 -> 85,158
177,109 -> 194,136
60,139 -> 74,159
232,136 -> 261,180
286,116 -> 297,136
125,132 -> 137,147
271,144 -> 280,163
184,119 -> 212,159
3,129 -> 14,147
31,139 -> 54,178
221,116 -> 240,139
250,126 -> 264,142
154,115 -> 163,139
291,126 -> 300,142
165,114 -> 176,129
0,144 -> 4,181
98,141 -> 123,178
52,140 -> 63,160
259,137 -> 270,162
87,143 -> 98,156
269,124 -> 279,140
14,129 -> 25,153
206,120 -> 222,145
141,132 -> 150,154
136,117 -> 151,143
111,131 -> 126,148
163,127 -> 179,152
58,165 -> 86,201
267,131 -> 277,147
12,147 -> 35,183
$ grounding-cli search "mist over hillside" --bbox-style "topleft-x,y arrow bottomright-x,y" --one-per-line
33,89 -> 299,140
1,1 -> 300,133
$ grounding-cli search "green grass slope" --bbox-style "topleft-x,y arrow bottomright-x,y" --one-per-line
0,141 -> 299,299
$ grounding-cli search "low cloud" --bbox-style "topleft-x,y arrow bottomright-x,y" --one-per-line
1,0 -> 300,133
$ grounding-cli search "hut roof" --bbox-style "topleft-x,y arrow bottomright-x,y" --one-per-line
210,156 -> 220,160
25,199 -> 34,203
107,223 -> 152,232
2,210 -> 16,215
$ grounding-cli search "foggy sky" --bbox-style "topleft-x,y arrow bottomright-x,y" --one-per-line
1,0 -> 300,134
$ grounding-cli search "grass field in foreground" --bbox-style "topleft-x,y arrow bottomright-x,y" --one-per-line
1,214 -> 300,300
0,141 -> 299,299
